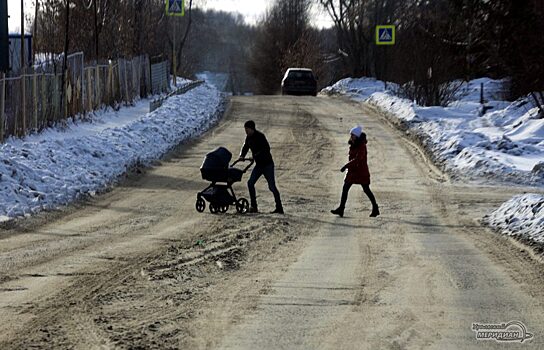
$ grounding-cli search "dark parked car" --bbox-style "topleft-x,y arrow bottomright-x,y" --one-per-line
281,68 -> 318,96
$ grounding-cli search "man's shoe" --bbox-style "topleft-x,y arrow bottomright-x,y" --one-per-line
271,208 -> 284,214
248,207 -> 258,213
369,206 -> 380,217
331,207 -> 344,217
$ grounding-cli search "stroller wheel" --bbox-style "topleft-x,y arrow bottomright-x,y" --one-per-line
236,198 -> 249,214
209,203 -> 219,214
220,205 -> 229,213
196,198 -> 206,212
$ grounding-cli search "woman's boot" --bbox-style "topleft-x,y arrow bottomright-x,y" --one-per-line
331,207 -> 344,218
369,205 -> 380,217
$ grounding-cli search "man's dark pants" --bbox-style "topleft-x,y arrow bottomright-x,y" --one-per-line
247,163 -> 282,210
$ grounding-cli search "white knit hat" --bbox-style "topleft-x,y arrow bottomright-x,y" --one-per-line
350,125 -> 363,137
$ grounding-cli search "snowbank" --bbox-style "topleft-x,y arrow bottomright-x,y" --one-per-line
484,194 -> 544,246
321,77 -> 389,101
0,83 -> 224,220
324,77 -> 544,186
196,71 -> 229,91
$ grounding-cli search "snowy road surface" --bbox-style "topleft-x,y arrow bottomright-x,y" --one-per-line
0,96 -> 543,349
323,77 -> 544,246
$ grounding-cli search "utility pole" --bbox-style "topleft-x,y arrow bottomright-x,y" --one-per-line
33,0 -> 39,63
173,21 -> 176,85
0,0 -> 8,72
20,0 -> 25,71
93,0 -> 98,58
20,0 -> 26,136
60,0 -> 70,119
0,0 -> 6,142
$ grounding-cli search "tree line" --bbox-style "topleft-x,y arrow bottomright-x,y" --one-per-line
32,0 -> 256,92
250,0 -> 544,112
31,0 -> 544,110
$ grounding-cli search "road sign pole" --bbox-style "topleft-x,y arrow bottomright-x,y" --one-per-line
384,48 -> 387,90
166,0 -> 184,87
376,25 -> 395,88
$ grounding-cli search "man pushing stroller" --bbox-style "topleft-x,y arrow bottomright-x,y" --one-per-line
238,120 -> 284,214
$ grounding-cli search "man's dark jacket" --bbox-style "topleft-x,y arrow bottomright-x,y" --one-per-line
240,130 -> 274,167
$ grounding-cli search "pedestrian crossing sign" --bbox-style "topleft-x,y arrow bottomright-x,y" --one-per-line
166,0 -> 185,16
376,25 -> 395,45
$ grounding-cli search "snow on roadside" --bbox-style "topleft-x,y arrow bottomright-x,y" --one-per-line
323,77 -> 544,186
320,77 -> 389,101
484,194 -> 544,246
0,83 -> 223,220
196,71 -> 229,91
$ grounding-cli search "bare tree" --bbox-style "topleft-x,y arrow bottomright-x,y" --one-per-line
280,30 -> 326,81
489,0 -> 544,116
318,0 -> 369,76
249,0 -> 314,94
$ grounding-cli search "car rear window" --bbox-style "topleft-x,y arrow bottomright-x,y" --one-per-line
287,71 -> 314,79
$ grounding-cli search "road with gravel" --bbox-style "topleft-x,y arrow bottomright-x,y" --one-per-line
0,95 -> 543,349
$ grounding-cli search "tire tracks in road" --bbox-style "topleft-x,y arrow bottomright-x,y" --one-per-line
1,96 -> 544,349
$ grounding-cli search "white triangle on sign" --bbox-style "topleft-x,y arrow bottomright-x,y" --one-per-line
170,0 -> 181,12
380,29 -> 392,41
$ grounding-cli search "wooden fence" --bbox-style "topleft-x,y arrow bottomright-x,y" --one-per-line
149,80 -> 204,112
0,53 -> 170,142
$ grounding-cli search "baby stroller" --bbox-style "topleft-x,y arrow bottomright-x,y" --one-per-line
196,147 -> 254,214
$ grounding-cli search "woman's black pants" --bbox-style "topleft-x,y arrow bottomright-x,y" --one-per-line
339,182 -> 378,209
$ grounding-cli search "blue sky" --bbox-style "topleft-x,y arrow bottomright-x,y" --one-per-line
7,0 -> 331,33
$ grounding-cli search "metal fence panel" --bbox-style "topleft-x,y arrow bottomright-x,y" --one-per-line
0,52 -> 169,141
151,61 -> 170,95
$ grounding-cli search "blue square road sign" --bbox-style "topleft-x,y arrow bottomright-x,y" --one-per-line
166,0 -> 185,16
376,25 -> 395,45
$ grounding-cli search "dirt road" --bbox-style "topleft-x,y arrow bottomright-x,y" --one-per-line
0,95 -> 543,349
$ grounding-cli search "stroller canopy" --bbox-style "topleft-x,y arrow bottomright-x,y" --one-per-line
200,147 -> 245,184
201,147 -> 232,170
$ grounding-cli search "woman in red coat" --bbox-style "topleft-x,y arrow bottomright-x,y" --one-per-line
331,126 -> 379,218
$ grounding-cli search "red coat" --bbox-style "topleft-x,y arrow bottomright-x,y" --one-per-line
344,140 -> 370,185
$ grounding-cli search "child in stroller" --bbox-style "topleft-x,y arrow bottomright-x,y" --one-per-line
196,147 -> 254,214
